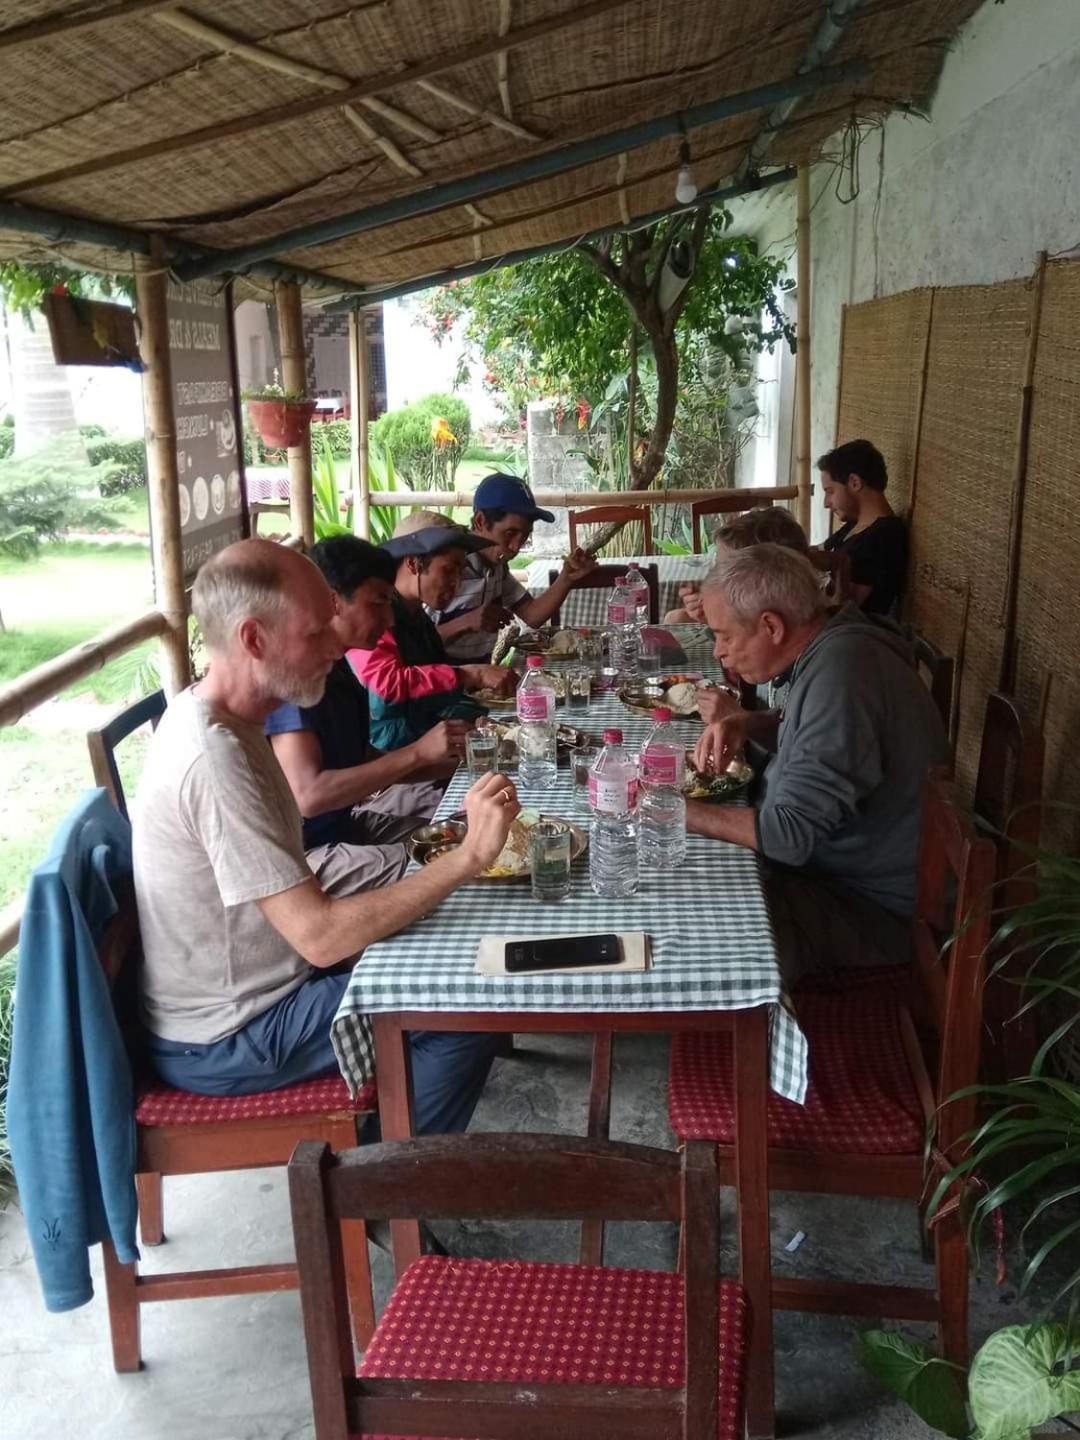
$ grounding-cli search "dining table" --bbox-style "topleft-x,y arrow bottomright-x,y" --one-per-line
330,627 -> 808,1437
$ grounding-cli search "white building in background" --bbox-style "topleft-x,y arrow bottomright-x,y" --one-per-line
382,295 -> 502,430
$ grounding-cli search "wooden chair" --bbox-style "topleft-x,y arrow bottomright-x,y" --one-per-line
547,561 -> 659,628
668,775 -> 995,1380
691,492 -> 775,554
973,690 -> 1044,1081
87,689 -> 166,820
907,628 -> 955,734
97,900 -> 377,1370
288,1133 -> 748,1440
568,504 -> 654,555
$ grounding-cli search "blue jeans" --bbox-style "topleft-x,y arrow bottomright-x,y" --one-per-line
145,972 -> 499,1136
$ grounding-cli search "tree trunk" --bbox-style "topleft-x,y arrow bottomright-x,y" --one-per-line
12,313 -> 86,459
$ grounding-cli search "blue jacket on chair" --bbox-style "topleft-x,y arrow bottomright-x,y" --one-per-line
7,788 -> 139,1312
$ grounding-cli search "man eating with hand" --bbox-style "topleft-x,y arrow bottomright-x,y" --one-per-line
688,543 -> 948,986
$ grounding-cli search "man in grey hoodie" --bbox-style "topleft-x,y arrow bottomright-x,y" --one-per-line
688,543 -> 949,983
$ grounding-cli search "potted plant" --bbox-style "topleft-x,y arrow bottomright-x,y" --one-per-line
243,372 -> 316,449
862,829 -> 1080,1437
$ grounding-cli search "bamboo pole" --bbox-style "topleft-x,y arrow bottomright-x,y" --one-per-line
349,307 -> 371,540
795,163 -> 813,534
0,609 -> 168,727
366,485 -> 800,509
999,250 -> 1048,691
136,241 -> 191,698
276,281 -> 314,548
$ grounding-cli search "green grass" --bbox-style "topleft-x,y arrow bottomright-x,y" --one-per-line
98,485 -> 151,533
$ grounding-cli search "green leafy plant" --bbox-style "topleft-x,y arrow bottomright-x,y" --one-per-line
0,443 -> 115,553
241,371 -> 307,403
85,436 -> 148,495
311,429 -> 352,540
0,261 -> 134,319
369,393 -> 471,489
862,1324 -> 1080,1439
864,828 -> 1080,1437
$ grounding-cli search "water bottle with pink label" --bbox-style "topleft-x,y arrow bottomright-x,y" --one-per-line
606,576 -> 639,677
640,706 -> 686,789
516,656 -> 557,789
588,728 -> 639,897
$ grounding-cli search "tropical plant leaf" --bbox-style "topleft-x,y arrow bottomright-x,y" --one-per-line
968,1324 -> 1080,1440
860,1330 -> 969,1438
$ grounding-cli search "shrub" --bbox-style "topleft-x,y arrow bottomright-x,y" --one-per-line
316,418 -> 352,458
0,424 -> 11,462
85,436 -> 147,495
370,393 -> 471,488
0,443 -> 114,553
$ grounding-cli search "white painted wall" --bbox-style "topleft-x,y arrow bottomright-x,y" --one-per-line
727,0 -> 1080,540
382,294 -> 502,428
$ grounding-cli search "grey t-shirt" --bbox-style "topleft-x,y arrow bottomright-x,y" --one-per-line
133,687 -> 313,1045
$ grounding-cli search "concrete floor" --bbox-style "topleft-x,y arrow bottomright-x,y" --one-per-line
0,1034 -> 1064,1440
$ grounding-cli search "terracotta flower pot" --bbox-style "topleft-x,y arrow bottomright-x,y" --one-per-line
247,398 -> 316,449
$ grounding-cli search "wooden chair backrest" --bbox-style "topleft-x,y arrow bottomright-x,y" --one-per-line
911,776 -> 996,1151
907,631 -> 954,734
973,690 -> 1043,907
87,689 -> 166,820
690,493 -> 775,554
547,562 -> 659,627
568,504 -> 654,556
289,1135 -> 720,1440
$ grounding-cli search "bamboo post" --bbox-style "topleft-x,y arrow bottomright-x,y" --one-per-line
276,280 -> 314,547
348,306 -> 371,539
136,240 -> 191,698
999,250 -> 1048,691
795,163 -> 812,534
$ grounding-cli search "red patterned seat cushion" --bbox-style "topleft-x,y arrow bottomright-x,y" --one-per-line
357,1256 -> 746,1440
135,1074 -> 376,1126
669,993 -> 924,1154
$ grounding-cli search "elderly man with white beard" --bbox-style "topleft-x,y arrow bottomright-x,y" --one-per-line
132,539 -> 519,1133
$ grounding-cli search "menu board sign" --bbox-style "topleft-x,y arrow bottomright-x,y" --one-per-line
165,279 -> 246,581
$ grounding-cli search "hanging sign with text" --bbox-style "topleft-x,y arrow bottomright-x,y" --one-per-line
165,279 -> 246,581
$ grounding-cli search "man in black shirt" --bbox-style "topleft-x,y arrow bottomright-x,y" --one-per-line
818,439 -> 908,615
265,535 -> 468,895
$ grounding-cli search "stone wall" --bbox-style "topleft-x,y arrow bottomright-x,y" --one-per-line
524,400 -> 595,557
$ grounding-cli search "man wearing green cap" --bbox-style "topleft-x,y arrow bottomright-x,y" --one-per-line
432,472 -> 596,662
349,511 -> 515,750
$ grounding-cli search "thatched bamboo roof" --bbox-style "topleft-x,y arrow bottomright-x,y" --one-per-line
0,0 -> 982,299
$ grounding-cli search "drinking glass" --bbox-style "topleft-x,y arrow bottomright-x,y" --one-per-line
465,727 -> 499,776
529,820 -> 572,902
578,630 -> 605,675
570,744 -> 598,811
639,633 -> 662,678
566,665 -> 592,710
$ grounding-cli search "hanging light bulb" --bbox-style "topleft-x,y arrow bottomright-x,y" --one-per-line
674,137 -> 697,205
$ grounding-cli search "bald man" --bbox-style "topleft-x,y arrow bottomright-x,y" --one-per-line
132,539 -> 519,1134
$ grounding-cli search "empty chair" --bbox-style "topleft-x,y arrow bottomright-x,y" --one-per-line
668,774 -> 995,1378
289,1133 -> 748,1440
906,628 -> 955,733
568,503 -> 653,555
973,689 -> 1044,1080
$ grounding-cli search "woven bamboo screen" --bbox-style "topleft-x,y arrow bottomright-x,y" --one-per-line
834,289 -> 933,516
905,280 -> 1032,793
1012,260 -> 1080,846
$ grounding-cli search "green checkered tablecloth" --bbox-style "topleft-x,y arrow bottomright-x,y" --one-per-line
332,647 -> 808,1105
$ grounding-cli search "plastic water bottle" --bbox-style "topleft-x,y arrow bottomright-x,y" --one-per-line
624,562 -> 650,626
517,655 -> 557,790
639,707 -> 686,789
606,576 -> 639,678
638,783 -> 687,871
589,728 -> 639,897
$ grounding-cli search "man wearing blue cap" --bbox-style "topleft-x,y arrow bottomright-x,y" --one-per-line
432,472 -> 596,662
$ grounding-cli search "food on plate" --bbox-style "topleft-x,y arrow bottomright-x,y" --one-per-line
484,807 -> 544,877
664,680 -> 699,715
683,755 -> 755,801
547,628 -> 579,655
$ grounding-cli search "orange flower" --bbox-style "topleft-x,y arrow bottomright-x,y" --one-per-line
430,415 -> 457,447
